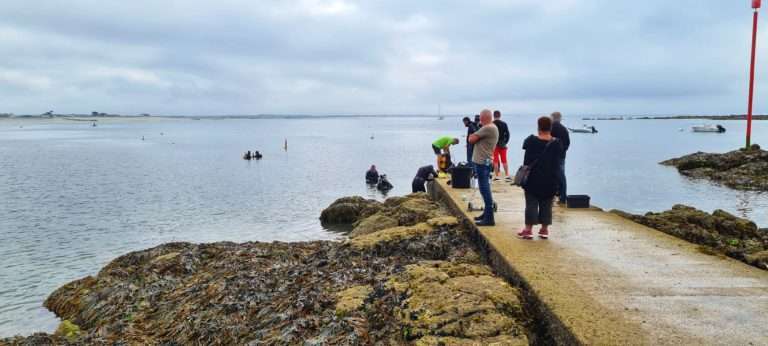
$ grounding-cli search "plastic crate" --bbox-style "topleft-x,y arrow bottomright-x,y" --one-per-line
566,195 -> 590,208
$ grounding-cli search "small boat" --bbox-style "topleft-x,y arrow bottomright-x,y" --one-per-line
692,124 -> 726,133
569,125 -> 598,134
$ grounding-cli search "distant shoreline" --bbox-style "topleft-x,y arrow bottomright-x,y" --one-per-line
583,115 -> 768,121
0,114 -> 457,120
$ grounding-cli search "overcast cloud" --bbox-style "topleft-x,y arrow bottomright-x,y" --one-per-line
0,0 -> 764,115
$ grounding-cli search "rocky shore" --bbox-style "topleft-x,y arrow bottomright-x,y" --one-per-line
2,193 -> 531,345
611,205 -> 768,271
660,144 -> 768,190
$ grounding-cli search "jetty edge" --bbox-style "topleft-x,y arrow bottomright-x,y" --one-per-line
431,177 -> 768,345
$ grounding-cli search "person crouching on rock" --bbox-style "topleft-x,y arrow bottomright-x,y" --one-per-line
468,109 -> 499,227
432,136 -> 459,156
517,116 -> 564,240
366,165 -> 379,184
412,165 -> 438,193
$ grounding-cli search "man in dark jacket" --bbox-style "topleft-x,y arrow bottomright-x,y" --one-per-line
463,117 -> 479,165
550,112 -> 570,204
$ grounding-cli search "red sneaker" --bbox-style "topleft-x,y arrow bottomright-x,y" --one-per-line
517,228 -> 533,240
539,228 -> 549,239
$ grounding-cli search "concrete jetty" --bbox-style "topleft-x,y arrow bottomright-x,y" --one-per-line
433,178 -> 768,345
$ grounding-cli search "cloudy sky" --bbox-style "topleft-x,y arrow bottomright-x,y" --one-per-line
0,0 -> 765,116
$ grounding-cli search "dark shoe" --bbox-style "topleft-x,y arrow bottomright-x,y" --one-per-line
476,220 -> 495,227
474,215 -> 484,221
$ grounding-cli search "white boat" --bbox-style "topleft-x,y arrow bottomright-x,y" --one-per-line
569,125 -> 598,134
692,124 -> 726,133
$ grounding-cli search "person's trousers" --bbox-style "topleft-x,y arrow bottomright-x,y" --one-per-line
466,144 -> 475,171
524,191 -> 553,225
475,163 -> 494,223
412,177 -> 426,193
557,158 -> 567,202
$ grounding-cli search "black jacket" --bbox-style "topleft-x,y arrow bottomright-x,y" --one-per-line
466,123 -> 479,143
366,169 -> 379,183
493,120 -> 510,148
551,122 -> 570,157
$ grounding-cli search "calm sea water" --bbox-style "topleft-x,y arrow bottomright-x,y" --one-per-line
1,116 -> 767,337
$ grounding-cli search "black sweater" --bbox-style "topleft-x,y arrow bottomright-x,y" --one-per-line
551,122 -> 570,157
522,136 -> 564,198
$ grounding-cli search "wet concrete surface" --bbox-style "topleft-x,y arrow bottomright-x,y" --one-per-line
434,178 -> 768,345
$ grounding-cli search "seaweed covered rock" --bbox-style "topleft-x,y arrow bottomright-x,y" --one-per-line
348,193 -> 446,236
746,250 -> 768,270
611,205 -> 768,270
349,212 -> 399,237
661,145 -> 768,190
386,261 -> 528,345
320,196 -> 381,224
0,333 -> 72,346
3,194 -> 523,345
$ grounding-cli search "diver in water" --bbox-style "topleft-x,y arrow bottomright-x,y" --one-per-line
412,165 -> 438,193
376,174 -> 393,192
717,125 -> 726,133
254,151 -> 263,159
243,151 -> 252,160
366,165 -> 379,184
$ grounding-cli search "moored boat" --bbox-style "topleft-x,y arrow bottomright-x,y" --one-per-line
692,124 -> 726,133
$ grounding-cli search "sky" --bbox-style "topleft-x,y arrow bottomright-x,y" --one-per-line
0,0 -> 765,116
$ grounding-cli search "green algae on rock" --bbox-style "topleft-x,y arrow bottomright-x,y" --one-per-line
387,261 -> 528,345
611,205 -> 768,270
2,193 -> 531,345
325,193 -> 446,236
335,285 -> 373,317
660,144 -> 768,190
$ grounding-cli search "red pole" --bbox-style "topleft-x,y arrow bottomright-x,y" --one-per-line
747,2 -> 761,148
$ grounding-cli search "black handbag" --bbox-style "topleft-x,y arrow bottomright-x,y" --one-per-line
513,139 -> 557,187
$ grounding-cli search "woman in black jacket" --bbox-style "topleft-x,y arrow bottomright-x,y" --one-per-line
518,116 -> 564,239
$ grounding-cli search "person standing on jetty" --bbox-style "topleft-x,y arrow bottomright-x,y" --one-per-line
463,117 -> 479,165
492,110 -> 511,181
550,111 -> 570,204
518,116 -> 564,239
468,109 -> 499,226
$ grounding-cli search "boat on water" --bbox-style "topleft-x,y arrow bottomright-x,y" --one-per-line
569,125 -> 598,134
692,124 -> 726,133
